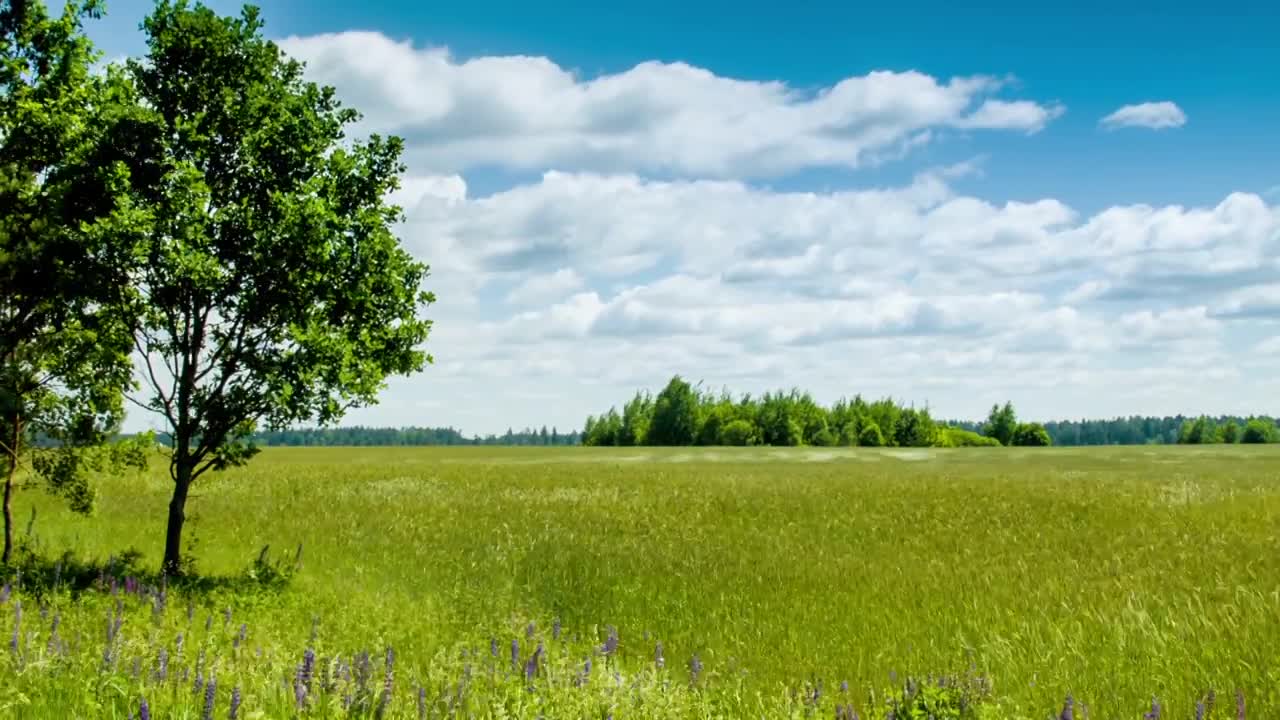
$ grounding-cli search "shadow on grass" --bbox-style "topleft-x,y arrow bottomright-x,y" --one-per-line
0,542 -> 301,601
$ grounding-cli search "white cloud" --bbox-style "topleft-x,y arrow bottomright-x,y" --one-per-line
504,268 -> 585,305
1100,101 -> 1187,130
318,170 -> 1280,435
278,31 -> 1062,177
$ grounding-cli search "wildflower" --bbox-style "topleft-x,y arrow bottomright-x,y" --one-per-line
840,680 -> 849,694
1237,689 -> 1246,720
229,687 -> 242,720
1143,697 -> 1161,720
510,638 -> 520,669
300,648 -> 316,693
204,674 -> 217,720
689,654 -> 703,685
139,697 -> 151,720
526,621 -> 536,640
524,642 -> 543,682
156,648 -> 169,682
489,637 -> 498,657
654,641 -> 665,669
417,687 -> 427,720
600,626 -> 619,655
234,623 -> 247,649
552,617 -> 561,641
194,669 -> 205,697
1061,694 -> 1074,720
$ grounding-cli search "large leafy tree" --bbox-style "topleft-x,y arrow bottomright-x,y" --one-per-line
119,1 -> 435,576
0,0 -> 149,564
982,402 -> 1018,447
647,375 -> 699,446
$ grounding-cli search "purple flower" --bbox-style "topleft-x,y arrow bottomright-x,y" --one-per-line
600,626 -> 619,655
510,638 -> 520,668
526,621 -> 536,640
524,642 -> 543,681
0,582 -> 10,604
156,648 -> 169,682
9,599 -> 21,655
840,680 -> 849,693
1237,689 -> 1246,720
234,624 -> 247,649
194,670 -> 205,697
229,687 -> 242,720
1143,697 -> 1161,720
552,618 -> 561,641
417,687 -> 427,720
300,648 -> 316,693
489,637 -> 498,657
204,675 -> 217,720
689,654 -> 703,685
1060,694 -> 1074,720
139,698 -> 151,720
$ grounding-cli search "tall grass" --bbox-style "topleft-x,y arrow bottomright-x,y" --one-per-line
3,445 -> 1278,717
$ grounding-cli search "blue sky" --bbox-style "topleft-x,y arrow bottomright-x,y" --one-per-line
96,0 -> 1280,435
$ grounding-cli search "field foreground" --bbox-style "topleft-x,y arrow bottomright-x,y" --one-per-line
3,445 -> 1279,718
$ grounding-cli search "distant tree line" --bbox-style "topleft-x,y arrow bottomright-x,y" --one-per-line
581,376 -> 1279,449
581,377 -> 1050,448
250,426 -> 581,447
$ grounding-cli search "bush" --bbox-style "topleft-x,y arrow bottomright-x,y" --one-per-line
718,419 -> 757,446
1241,418 -> 1276,444
858,422 -> 885,447
1012,422 -> 1052,447
938,427 -> 1001,447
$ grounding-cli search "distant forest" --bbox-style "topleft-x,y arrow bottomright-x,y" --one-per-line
233,410 -> 1276,448
250,426 -> 582,447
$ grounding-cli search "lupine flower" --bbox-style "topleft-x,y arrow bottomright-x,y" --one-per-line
510,638 -> 520,669
9,599 -> 20,656
1143,697 -> 1161,720
194,670 -> 205,697
139,698 -> 151,720
654,641 -> 665,669
229,686 -> 242,720
0,582 -> 10,604
489,637 -> 498,657
223,607 -> 232,630
689,654 -> 703,685
300,648 -> 316,693
204,674 -> 217,720
526,621 -> 536,640
1206,690 -> 1217,715
417,686 -> 427,720
840,680 -> 849,693
552,618 -> 561,641
156,648 -> 169,682
175,632 -> 185,656
524,642 -> 543,681
383,646 -> 396,702
600,626 -> 620,655
234,623 -> 247,649
1237,689 -> 1246,719
1196,701 -> 1206,720
294,672 -> 308,709
132,656 -> 142,679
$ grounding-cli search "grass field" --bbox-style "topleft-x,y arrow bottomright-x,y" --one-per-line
3,445 -> 1279,718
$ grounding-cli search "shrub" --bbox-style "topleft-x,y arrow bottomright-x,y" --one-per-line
718,419 -> 757,446
1241,418 -> 1276,444
938,427 -> 1001,447
858,421 -> 885,447
1012,422 -> 1052,447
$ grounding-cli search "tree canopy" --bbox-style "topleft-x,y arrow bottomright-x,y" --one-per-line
112,0 -> 435,575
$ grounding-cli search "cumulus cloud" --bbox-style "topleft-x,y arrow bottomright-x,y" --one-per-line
360,168 -> 1280,433
278,31 -> 1062,177
1100,101 -> 1187,130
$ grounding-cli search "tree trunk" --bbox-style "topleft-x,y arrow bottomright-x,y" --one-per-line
2,415 -> 19,566
161,465 -> 191,578
2,457 -> 14,566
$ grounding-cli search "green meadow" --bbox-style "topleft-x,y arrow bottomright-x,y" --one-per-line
3,445 -> 1279,718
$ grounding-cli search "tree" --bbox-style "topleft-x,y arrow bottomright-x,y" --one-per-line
982,402 -> 1018,446
894,407 -> 938,448
1012,422 -> 1051,447
0,0 -> 151,563
1218,421 -> 1240,444
119,1 -> 434,576
858,421 -> 885,447
1178,416 -> 1215,444
718,419 -> 756,446
1241,418 -> 1275,444
647,375 -> 698,446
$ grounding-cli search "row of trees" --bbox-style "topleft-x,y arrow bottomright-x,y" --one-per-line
1,0 -> 433,574
944,415 -> 1279,446
581,377 -> 1051,448
1176,416 -> 1277,445
251,426 -> 582,447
